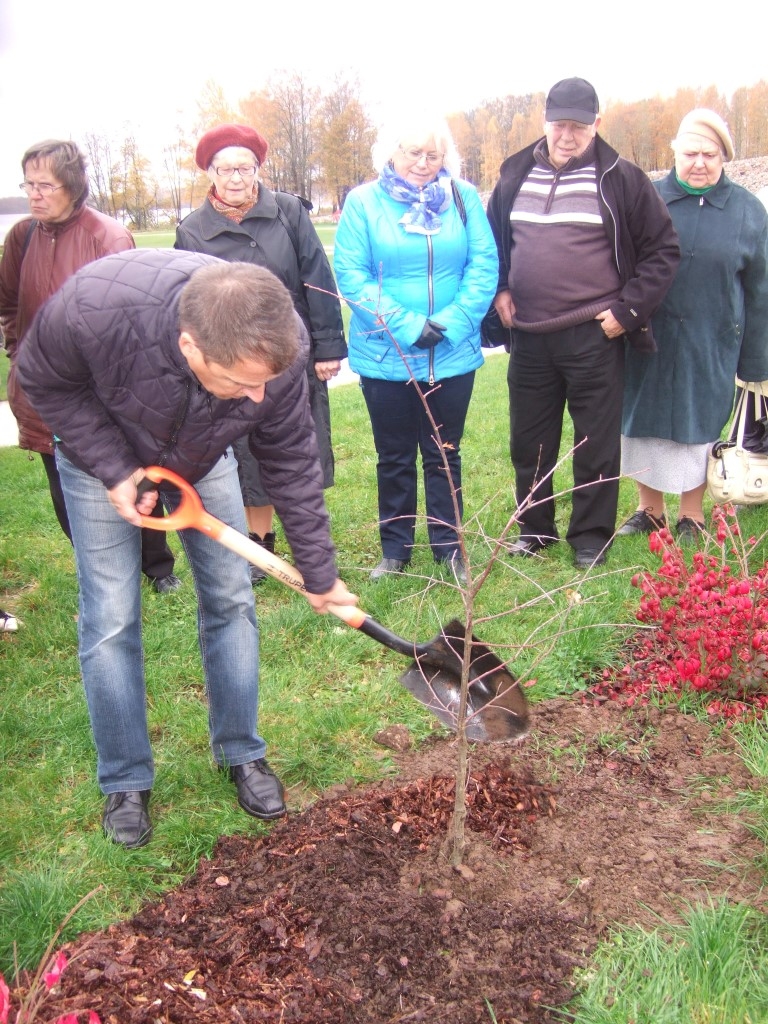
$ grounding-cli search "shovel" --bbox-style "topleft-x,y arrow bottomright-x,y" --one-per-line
137,466 -> 529,743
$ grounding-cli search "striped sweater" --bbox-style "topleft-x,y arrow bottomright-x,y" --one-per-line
508,141 -> 621,332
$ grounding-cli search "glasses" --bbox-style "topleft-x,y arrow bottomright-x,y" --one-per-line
19,181 -> 67,196
399,147 -> 444,167
213,165 -> 258,179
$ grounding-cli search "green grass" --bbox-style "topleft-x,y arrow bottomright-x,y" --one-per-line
133,229 -> 176,248
567,900 -> 768,1024
313,222 -> 338,247
2,356 -> 768,1021
131,222 -> 337,252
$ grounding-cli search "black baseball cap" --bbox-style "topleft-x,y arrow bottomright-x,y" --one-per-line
545,78 -> 599,124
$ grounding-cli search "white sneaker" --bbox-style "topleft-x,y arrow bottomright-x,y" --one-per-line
0,609 -> 18,632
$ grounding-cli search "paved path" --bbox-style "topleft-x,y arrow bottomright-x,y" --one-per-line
0,401 -> 18,447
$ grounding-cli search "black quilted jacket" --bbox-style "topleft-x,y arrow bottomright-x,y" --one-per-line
17,248 -> 338,592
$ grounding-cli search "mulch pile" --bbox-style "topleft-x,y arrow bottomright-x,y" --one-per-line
23,698 -> 768,1023
39,763 -> 580,1023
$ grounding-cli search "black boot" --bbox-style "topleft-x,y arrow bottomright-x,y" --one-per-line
249,532 -> 276,586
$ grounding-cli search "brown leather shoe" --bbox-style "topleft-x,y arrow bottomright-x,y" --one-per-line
102,790 -> 152,849
229,759 -> 286,820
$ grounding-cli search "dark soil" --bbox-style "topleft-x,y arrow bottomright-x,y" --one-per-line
38,698 -> 766,1023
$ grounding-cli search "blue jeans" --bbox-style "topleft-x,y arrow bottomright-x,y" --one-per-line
360,372 -> 475,561
57,451 -> 265,793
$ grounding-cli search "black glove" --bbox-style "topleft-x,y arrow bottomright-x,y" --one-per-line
413,319 -> 446,350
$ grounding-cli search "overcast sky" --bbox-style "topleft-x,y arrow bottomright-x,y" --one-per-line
1,0 -> 765,197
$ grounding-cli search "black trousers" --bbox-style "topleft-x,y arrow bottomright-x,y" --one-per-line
40,452 -> 175,580
508,321 -> 624,552
360,372 -> 475,562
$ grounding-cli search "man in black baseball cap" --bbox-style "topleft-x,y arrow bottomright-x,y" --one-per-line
545,77 -> 600,124
487,77 -> 679,570
543,77 -> 601,169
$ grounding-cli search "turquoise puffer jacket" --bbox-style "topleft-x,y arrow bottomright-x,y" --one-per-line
334,177 -> 499,382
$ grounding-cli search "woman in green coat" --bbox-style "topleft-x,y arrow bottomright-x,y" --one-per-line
619,108 -> 768,542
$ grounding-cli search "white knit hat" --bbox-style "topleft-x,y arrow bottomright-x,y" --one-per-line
675,108 -> 734,162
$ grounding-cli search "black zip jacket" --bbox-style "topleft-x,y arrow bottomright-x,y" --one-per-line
486,134 -> 680,352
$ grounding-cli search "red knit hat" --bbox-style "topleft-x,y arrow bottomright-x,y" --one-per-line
195,124 -> 269,170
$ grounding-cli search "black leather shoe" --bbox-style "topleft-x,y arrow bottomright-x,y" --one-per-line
229,759 -> 286,820
102,791 -> 152,849
152,574 -> 182,594
370,557 -> 410,580
676,517 -> 705,545
616,509 -> 667,535
506,537 -> 555,557
573,548 -> 607,569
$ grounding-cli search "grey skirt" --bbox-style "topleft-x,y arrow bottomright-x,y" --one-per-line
620,435 -> 712,494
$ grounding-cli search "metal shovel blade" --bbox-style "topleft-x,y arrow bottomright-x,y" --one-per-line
137,468 -> 531,742
399,619 -> 530,743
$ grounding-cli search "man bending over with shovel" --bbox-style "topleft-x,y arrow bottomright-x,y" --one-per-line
17,249 -> 357,849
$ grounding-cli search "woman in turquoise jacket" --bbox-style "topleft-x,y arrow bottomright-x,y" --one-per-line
334,119 -> 498,581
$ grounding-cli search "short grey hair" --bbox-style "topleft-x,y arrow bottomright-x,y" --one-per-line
22,140 -> 89,210
179,262 -> 299,372
372,118 -> 461,177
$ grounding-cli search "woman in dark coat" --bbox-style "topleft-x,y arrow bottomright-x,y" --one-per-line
175,124 -> 347,582
619,109 -> 768,542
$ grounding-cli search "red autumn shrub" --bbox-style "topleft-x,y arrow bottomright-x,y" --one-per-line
592,505 -> 768,720
1,951 -> 101,1024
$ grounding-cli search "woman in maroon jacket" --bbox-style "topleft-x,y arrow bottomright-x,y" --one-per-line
0,138 -> 179,594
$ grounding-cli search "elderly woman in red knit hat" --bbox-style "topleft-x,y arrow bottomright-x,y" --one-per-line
175,124 -> 347,582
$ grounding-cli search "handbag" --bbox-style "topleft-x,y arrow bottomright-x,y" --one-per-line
707,383 -> 768,505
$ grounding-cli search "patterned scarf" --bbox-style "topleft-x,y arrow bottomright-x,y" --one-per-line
208,182 -> 259,224
378,163 -> 451,234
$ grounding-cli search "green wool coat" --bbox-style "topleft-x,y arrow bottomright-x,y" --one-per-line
622,170 -> 768,443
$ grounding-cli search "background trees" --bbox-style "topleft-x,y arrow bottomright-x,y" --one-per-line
76,77 -> 768,225
239,74 -> 319,200
315,77 -> 376,213
83,131 -> 122,219
238,73 -> 375,209
458,83 -> 757,190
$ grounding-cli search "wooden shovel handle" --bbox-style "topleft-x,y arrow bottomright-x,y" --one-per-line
137,466 -> 365,627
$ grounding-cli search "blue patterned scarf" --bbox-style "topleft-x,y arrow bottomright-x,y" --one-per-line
378,162 -> 451,234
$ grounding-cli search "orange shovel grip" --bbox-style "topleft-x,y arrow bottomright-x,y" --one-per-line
137,466 -> 366,627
